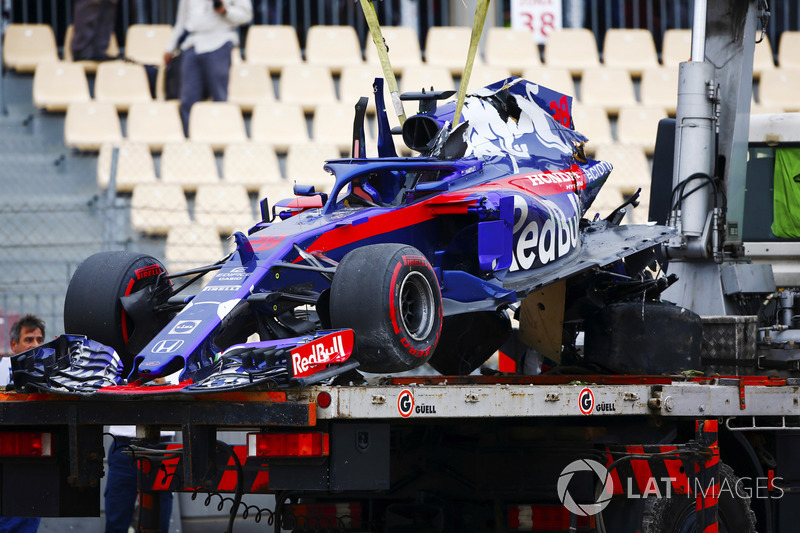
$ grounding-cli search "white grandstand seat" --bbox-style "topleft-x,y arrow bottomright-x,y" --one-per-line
126,102 -> 185,150
160,142 -> 220,190
543,28 -> 599,75
520,67 -> 575,98
130,183 -> 191,234
339,64 -> 387,113
312,103 -> 375,154
570,104 -> 612,155
365,25 -> 423,74
228,63 -> 274,112
484,27 -> 540,75
424,26 -> 478,75
194,183 -> 255,234
640,67 -> 679,115
63,24 -> 120,73
778,31 -> 800,70
400,65 -> 455,93
245,25 -> 302,73
616,106 -> 668,155
285,143 -> 340,192
96,142 -> 157,191
594,143 -> 651,192
250,102 -> 309,151
124,24 -> 173,65
94,61 -> 152,111
661,29 -> 691,67
465,65 -> 512,92
188,102 -> 247,150
32,61 -> 90,111
258,182 -> 297,211
164,225 -> 224,272
278,64 -> 337,112
758,69 -> 800,112
579,67 -> 636,114
223,143 -> 282,192
752,34 -> 775,79
305,25 -> 364,74
64,102 -> 122,150
3,24 -> 59,72
602,29 -> 659,76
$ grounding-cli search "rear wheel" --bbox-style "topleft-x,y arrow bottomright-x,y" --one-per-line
64,251 -> 174,375
330,244 -> 442,373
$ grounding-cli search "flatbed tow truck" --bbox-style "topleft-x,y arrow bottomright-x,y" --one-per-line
3,0 -> 800,531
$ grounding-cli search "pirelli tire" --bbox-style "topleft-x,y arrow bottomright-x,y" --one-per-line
330,244 -> 443,373
640,463 -> 757,533
63,251 -> 173,374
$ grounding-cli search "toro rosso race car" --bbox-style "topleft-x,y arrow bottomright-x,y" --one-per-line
12,77 -> 684,395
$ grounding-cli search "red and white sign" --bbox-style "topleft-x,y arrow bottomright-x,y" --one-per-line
290,330 -> 353,378
511,0 -> 563,45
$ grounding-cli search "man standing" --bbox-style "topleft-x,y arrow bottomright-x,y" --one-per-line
0,314 -> 45,532
71,0 -> 119,61
164,0 -> 253,134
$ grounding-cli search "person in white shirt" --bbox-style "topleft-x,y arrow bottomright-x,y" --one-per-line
164,0 -> 253,134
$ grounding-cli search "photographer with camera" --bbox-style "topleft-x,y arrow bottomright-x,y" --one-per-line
164,0 -> 253,135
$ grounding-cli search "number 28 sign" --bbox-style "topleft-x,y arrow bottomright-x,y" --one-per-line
511,0 -> 563,45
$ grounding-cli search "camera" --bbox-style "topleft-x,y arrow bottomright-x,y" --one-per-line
213,0 -> 223,9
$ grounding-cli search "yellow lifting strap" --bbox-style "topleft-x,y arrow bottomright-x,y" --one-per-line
359,0 -> 407,125
452,0 -> 491,130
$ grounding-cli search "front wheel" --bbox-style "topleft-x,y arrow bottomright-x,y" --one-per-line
330,244 -> 442,373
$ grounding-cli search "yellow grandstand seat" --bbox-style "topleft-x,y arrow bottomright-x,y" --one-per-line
543,28 -> 599,76
130,183 -> 191,234
520,67 -> 575,98
94,61 -> 152,111
758,69 -> 800,112
570,104 -> 612,155
164,224 -> 224,271
484,27 -> 540,75
124,24 -> 173,65
661,29 -> 691,67
616,106 -> 668,154
339,64 -> 387,113
194,183 -> 256,234
188,102 -> 247,150
250,102 -> 309,151
228,63 -> 274,112
32,61 -> 90,111
244,25 -> 302,74
305,25 -> 364,74
126,102 -> 185,151
752,34 -> 775,79
579,67 -> 636,113
365,25 -> 423,74
595,143 -> 651,192
778,31 -> 800,70
278,65 -> 337,112
3,24 -> 59,72
400,65 -> 455,93
640,67 -> 679,115
602,29 -> 658,76
466,65 -> 513,92
64,102 -> 123,150
160,142 -> 220,190
285,143 -> 340,192
223,143 -> 282,192
425,26 -> 479,75
312,103 -> 375,153
96,142 -> 157,191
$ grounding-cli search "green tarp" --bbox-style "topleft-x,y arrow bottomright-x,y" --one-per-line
771,147 -> 800,238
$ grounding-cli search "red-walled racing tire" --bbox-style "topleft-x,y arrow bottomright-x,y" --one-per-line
330,244 -> 442,373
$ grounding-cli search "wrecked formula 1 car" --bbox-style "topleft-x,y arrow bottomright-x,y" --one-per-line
15,77 -> 687,395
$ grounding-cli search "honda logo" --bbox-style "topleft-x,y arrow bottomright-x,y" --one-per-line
152,339 -> 184,354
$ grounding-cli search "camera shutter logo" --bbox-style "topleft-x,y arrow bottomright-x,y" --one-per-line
152,339 -> 184,354
557,459 -> 614,516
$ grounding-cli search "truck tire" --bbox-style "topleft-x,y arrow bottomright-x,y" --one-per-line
64,251 -> 173,375
428,311 -> 511,375
330,244 -> 442,373
641,463 -> 757,533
